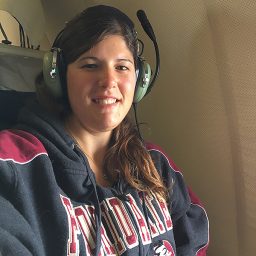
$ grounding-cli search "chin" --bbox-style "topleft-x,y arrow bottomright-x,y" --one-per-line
98,117 -> 124,131
100,124 -> 119,132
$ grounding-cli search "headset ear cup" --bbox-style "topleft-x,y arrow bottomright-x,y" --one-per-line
133,60 -> 151,103
42,50 -> 63,99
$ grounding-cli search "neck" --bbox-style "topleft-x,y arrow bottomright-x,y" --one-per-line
65,116 -> 111,158
65,117 -> 113,186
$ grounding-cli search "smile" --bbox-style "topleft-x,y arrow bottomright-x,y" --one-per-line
93,98 -> 119,105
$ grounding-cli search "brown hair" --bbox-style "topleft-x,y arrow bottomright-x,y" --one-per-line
105,118 -> 168,200
38,5 -> 169,200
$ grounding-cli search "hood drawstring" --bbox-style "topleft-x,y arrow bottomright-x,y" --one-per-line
87,168 -> 102,256
141,191 -> 155,255
73,143 -> 102,256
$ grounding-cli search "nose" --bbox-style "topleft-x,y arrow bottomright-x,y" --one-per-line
98,66 -> 117,88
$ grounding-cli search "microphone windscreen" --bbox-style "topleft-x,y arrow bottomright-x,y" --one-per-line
136,10 -> 155,41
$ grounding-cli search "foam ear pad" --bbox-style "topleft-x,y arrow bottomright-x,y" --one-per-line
133,60 -> 151,103
42,49 -> 63,99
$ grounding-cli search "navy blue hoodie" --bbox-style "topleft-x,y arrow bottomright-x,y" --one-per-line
0,101 -> 209,255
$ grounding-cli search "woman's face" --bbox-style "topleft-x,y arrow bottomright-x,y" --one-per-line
66,35 -> 136,134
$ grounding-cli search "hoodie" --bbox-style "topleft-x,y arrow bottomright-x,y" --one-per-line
0,101 -> 209,255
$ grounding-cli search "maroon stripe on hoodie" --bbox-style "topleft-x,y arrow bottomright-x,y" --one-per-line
0,129 -> 47,164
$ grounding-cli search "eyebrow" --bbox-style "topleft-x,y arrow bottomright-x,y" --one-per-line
76,56 -> 97,63
118,58 -> 134,64
76,56 -> 134,64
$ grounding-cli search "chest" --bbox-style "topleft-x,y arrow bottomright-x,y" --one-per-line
59,190 -> 176,255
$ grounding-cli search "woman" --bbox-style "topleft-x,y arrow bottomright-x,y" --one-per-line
0,5 -> 209,256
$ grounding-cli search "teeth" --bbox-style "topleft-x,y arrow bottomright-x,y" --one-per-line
94,98 -> 117,104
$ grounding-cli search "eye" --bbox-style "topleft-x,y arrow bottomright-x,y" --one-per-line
116,65 -> 129,71
81,63 -> 98,69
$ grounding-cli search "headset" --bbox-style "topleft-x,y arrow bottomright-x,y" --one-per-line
42,9 -> 160,104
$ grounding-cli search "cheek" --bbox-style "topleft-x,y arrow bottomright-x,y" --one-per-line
66,69 -> 77,96
66,70 -> 89,97
121,76 -> 136,97
66,74 -> 85,109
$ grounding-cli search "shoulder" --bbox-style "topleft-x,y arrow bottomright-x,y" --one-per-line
146,142 -> 182,176
146,142 -> 207,215
0,129 -> 47,164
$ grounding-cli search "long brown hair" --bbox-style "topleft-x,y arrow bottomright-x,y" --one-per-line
105,117 -> 168,200
38,5 -> 169,200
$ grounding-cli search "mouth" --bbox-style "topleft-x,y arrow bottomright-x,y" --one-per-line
92,97 -> 120,105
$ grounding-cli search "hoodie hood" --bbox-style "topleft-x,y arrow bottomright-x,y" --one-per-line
15,100 -> 95,202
